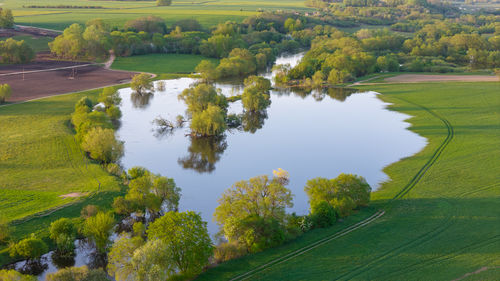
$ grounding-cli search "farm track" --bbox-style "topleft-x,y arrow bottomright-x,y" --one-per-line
228,95 -> 455,281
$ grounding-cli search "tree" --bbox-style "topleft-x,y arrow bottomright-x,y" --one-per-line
147,211 -> 213,277
214,170 -> 293,248
49,218 -> 77,255
130,239 -> 173,281
81,127 -> 124,163
0,38 -> 34,64
0,270 -> 36,281
190,105 -> 227,136
311,201 -> 337,228
312,71 -> 324,88
241,76 -> 272,112
49,24 -> 85,59
9,236 -> 48,261
46,266 -> 108,281
157,0 -> 173,6
304,174 -> 371,218
83,212 -> 115,253
195,60 -> 217,81
178,83 -> 227,115
131,73 -> 154,95
0,8 -> 14,28
83,24 -> 111,58
327,69 -> 351,85
108,235 -> 144,281
124,16 -> 167,34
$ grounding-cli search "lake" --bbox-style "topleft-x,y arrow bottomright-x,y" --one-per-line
116,53 -> 427,235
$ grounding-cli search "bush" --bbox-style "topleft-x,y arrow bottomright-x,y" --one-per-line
311,201 -> 337,228
0,83 -> 12,104
213,242 -> 247,263
9,236 -> 48,260
81,205 -> 99,219
81,127 -> 124,163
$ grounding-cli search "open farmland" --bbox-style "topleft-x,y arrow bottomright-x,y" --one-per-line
197,81 -> 500,280
2,0 -> 313,31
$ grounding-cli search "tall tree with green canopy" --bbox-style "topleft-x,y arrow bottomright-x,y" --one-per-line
81,127 -> 123,163
0,84 -> 11,104
49,218 -> 77,255
0,8 -> 14,28
147,211 -> 213,278
83,212 -> 115,253
241,76 -> 272,112
190,105 -> 227,136
131,73 -> 154,95
178,83 -> 228,116
304,173 -> 371,217
49,24 -> 85,59
0,269 -> 36,281
108,235 -> 145,281
9,236 -> 48,262
214,169 -> 293,250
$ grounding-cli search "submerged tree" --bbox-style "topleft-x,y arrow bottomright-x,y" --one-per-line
131,73 -> 154,95
83,212 -> 115,254
241,76 -> 272,112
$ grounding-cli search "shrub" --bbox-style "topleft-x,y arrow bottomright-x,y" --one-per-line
213,242 -> 247,263
81,127 -> 124,163
311,201 -> 337,228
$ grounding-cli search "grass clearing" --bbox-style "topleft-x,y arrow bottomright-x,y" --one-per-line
111,53 -> 219,74
197,81 -> 500,280
0,88 -> 125,264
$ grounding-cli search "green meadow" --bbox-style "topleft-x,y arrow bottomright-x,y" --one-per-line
0,90 -> 124,264
196,81 -> 500,280
112,53 -> 219,74
2,0 -> 313,31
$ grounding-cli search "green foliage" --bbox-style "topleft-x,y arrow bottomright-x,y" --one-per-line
157,0 -> 172,6
98,87 -> 121,108
241,76 -> 272,112
124,16 -> 167,34
46,266 -> 108,281
49,24 -> 85,59
0,8 -> 14,28
190,105 -> 227,136
311,201 -> 337,228
215,170 -> 293,251
0,38 -> 35,64
108,235 -> 145,281
9,235 -> 48,260
0,269 -> 36,281
305,174 -> 371,218
82,212 -> 115,253
195,60 -> 217,81
213,241 -> 247,264
82,127 -> 124,163
147,211 -> 213,277
49,218 -> 77,254
130,73 -> 154,94
178,83 -> 228,116
0,84 -> 12,104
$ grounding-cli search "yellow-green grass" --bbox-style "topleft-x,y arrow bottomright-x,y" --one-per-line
111,53 -> 219,74
0,88 -> 125,264
197,81 -> 500,280
0,35 -> 52,52
3,0 -> 313,31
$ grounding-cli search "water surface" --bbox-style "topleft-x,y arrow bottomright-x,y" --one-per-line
117,53 -> 427,234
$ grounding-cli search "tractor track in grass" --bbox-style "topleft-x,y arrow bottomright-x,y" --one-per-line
228,96 -> 455,281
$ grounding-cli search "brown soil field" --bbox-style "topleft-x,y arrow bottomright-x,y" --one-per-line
0,62 -> 136,102
385,74 -> 499,83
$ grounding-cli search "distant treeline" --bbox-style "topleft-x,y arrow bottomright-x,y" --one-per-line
23,5 -> 106,9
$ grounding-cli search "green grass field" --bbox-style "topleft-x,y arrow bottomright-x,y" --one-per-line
0,35 -> 52,52
196,81 -> 500,280
112,53 -> 218,74
2,0 -> 313,31
0,89 -> 124,264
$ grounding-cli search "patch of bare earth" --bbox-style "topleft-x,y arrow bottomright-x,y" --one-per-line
385,74 -> 499,83
0,61 -> 137,102
59,192 -> 85,198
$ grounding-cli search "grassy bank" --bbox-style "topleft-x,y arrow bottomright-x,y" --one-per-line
197,81 -> 500,280
111,54 -> 218,75
0,88 -> 125,265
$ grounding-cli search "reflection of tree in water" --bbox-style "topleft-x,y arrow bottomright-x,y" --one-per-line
273,86 -> 358,102
178,135 -> 228,173
131,91 -> 154,109
18,260 -> 48,276
51,251 -> 76,269
241,110 -> 268,134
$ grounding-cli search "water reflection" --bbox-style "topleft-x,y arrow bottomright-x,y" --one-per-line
241,110 -> 268,133
178,135 -> 228,173
130,91 -> 154,109
274,86 -> 358,102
